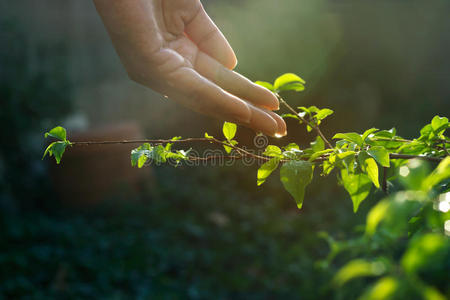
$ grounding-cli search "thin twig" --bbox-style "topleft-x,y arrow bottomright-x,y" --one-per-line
275,93 -> 333,149
382,167 -> 388,195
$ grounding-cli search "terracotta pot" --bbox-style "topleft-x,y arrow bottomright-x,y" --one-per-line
49,122 -> 153,207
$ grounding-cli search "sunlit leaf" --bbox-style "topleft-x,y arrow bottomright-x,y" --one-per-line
42,141 -> 68,164
263,145 -> 282,158
311,136 -> 325,153
367,146 -> 390,168
204,132 -> 214,139
257,158 -> 280,186
333,133 -> 363,147
359,276 -> 399,300
366,200 -> 390,236
280,160 -> 314,209
223,122 -> 237,141
358,151 -> 380,188
254,81 -> 275,92
315,109 -> 334,121
362,128 -> 378,142
431,115 -> 449,134
44,126 -> 67,141
273,73 -> 306,92
422,156 -> 450,191
341,169 -> 372,212
281,113 -> 300,120
333,259 -> 386,286
401,233 -> 449,274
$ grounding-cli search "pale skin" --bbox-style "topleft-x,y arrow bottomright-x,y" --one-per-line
93,0 -> 287,137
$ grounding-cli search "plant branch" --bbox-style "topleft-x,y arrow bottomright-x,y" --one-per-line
67,138 -> 447,163
275,93 -> 333,149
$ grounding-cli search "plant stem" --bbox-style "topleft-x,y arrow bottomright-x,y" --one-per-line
275,93 -> 333,149
68,138 -> 447,163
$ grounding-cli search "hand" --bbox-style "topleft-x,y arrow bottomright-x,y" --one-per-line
93,0 -> 286,137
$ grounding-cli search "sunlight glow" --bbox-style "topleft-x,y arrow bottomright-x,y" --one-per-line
399,166 -> 410,177
445,220 -> 450,237
437,192 -> 450,213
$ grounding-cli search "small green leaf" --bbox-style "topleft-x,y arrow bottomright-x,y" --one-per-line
257,158 -> 280,186
362,128 -> 379,141
311,136 -> 325,152
277,82 -> 305,92
43,141 -> 68,164
341,169 -> 372,212
358,151 -> 380,188
308,149 -> 334,162
280,160 -> 314,209
431,115 -> 449,134
204,132 -> 214,139
373,128 -> 396,139
333,259 -> 386,287
367,146 -> 390,168
281,113 -> 300,120
359,276 -> 399,300
263,145 -> 283,157
333,133 -> 363,147
254,81 -> 275,92
274,73 -> 306,92
223,140 -> 238,154
422,156 -> 450,191
131,143 -> 151,168
45,126 -> 67,141
365,200 -> 390,236
223,122 -> 237,140
314,109 -> 334,121
401,233 -> 449,274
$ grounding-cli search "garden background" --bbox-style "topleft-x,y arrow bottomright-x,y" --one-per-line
1,0 -> 449,298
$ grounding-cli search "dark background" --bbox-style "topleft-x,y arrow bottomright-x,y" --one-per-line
1,0 -> 449,298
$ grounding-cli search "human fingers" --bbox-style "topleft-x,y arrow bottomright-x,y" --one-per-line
165,67 -> 280,136
194,51 -> 279,111
183,2 -> 237,69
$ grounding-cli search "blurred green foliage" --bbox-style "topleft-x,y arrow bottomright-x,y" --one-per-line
0,19 -> 73,211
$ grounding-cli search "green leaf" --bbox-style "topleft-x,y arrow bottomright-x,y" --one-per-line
42,141 -> 68,164
367,146 -> 390,167
422,156 -> 450,191
341,169 -> 372,212
131,143 -> 151,168
274,73 -> 306,92
314,109 -> 334,121
362,128 -> 379,141
165,136 -> 182,151
280,160 -> 314,209
277,82 -> 305,92
204,132 -> 214,139
365,200 -> 390,236
333,259 -> 386,286
358,151 -> 380,188
359,276 -> 399,300
431,115 -> 448,133
263,145 -> 283,158
223,122 -> 237,140
281,113 -> 300,120
223,140 -> 238,154
254,81 -> 275,92
401,233 -> 449,274
311,136 -> 325,152
257,158 -> 280,186
45,126 -> 67,141
333,133 -> 363,147
373,128 -> 396,139
308,149 -> 334,162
